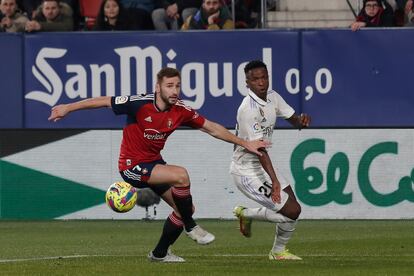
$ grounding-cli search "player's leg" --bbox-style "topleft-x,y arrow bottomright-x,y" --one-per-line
269,186 -> 302,260
143,185 -> 185,262
149,164 -> 215,245
232,172 -> 302,260
121,163 -> 184,262
231,172 -> 293,224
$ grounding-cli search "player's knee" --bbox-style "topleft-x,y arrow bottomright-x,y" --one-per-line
282,200 -> 301,220
173,167 -> 190,187
293,203 -> 301,220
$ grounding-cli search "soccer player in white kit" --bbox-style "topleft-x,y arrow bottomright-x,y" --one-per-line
231,60 -> 311,260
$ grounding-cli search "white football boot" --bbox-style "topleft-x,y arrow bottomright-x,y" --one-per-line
185,225 -> 215,245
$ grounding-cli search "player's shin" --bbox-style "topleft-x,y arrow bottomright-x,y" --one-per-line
152,212 -> 184,258
243,207 -> 295,223
171,186 -> 196,231
272,220 -> 297,253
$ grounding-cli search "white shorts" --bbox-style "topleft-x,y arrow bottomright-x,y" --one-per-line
231,169 -> 290,211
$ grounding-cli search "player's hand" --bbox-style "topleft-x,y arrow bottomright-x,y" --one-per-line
244,139 -> 271,156
271,182 -> 281,204
48,104 -> 70,122
299,113 -> 311,128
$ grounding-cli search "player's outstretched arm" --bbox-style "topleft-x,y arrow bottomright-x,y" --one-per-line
200,119 -> 269,156
48,96 -> 112,122
286,113 -> 311,129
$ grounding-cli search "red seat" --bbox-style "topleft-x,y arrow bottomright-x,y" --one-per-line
79,0 -> 103,30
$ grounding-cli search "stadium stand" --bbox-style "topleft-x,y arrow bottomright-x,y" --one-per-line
266,0 -> 359,28
79,0 -> 102,30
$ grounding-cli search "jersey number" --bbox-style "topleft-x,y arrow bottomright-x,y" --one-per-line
258,181 -> 272,198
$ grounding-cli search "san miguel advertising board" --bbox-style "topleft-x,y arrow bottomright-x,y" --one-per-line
0,29 -> 411,128
23,31 -> 301,128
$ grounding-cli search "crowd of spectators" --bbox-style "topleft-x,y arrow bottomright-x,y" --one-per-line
1,0 -> 414,33
0,0 -> 260,32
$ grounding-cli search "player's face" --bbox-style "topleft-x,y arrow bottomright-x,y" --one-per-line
42,1 -> 60,21
245,67 -> 269,98
0,0 -> 17,17
157,76 -> 181,106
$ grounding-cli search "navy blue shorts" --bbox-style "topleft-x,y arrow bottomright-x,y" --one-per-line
120,159 -> 171,196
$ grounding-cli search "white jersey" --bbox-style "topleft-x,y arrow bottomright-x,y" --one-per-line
230,89 -> 294,176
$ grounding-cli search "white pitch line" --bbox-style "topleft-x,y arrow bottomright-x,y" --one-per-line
0,254 -> 262,263
0,254 -> 413,263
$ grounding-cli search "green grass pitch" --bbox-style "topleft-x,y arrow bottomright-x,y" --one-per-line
0,220 -> 413,275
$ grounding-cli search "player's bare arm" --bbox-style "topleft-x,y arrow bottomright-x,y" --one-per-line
48,96 -> 112,122
200,119 -> 268,156
286,113 -> 311,129
258,148 -> 282,204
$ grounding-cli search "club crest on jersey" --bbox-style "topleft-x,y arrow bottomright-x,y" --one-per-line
252,122 -> 260,131
144,116 -> 152,122
167,118 -> 173,128
115,96 -> 128,104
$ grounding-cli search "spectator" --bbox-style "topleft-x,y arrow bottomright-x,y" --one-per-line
25,0 -> 74,32
94,0 -> 130,30
181,0 -> 234,30
17,0 -> 77,19
350,0 -> 394,31
0,0 -> 28,32
152,0 -> 201,30
404,0 -> 414,25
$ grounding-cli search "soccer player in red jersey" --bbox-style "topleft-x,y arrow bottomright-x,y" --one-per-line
48,67 -> 268,263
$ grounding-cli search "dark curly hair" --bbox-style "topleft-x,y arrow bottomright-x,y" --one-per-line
244,60 -> 267,74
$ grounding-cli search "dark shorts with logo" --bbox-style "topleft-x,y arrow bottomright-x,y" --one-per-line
120,159 -> 170,196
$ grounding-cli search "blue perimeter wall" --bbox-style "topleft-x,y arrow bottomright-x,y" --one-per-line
1,29 -> 413,129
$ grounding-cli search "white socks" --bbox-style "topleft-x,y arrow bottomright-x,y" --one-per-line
243,207 -> 294,223
241,207 -> 297,254
272,221 -> 297,253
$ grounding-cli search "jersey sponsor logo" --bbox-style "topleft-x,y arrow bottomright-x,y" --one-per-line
115,96 -> 128,104
143,129 -> 167,140
144,116 -> 152,122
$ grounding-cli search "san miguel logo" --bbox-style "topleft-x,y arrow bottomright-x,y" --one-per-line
24,47 -> 276,109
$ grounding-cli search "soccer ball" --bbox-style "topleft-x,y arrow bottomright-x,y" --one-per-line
105,181 -> 138,213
